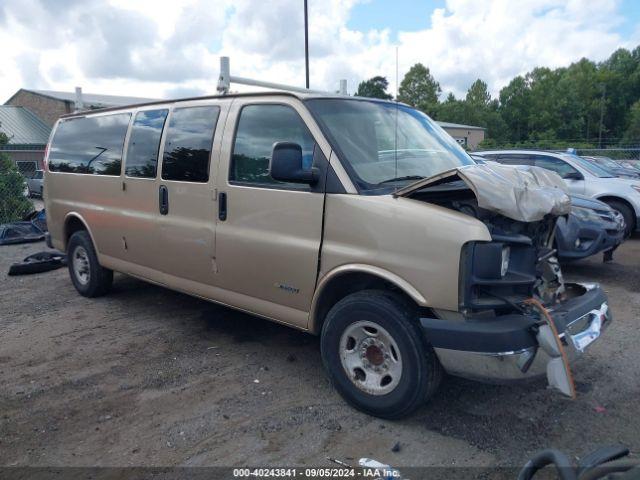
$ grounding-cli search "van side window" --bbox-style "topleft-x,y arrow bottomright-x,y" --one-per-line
230,104 -> 315,188
125,109 -> 169,178
533,155 -> 579,178
161,106 -> 220,183
49,113 -> 131,175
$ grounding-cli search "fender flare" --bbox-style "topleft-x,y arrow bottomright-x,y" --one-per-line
308,263 -> 428,333
63,212 -> 99,253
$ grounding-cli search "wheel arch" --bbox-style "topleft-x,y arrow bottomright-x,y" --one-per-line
596,195 -> 637,229
309,264 -> 429,335
63,213 -> 98,252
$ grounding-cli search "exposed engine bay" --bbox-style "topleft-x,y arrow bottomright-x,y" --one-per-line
396,163 -> 608,398
394,163 -> 573,315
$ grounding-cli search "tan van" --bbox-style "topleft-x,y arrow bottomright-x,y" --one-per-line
44,92 -> 610,418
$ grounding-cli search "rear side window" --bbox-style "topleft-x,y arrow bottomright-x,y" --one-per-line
230,104 -> 315,188
161,106 -> 220,182
125,109 -> 169,178
533,155 -> 579,178
496,154 -> 535,166
49,113 -> 131,175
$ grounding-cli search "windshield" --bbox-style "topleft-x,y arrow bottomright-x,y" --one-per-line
306,98 -> 474,193
591,156 -> 620,169
570,155 -> 615,177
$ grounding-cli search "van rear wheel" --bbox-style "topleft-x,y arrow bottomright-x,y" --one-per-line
67,231 -> 113,297
320,290 -> 442,419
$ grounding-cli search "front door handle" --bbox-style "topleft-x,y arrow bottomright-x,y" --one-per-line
159,185 -> 169,215
218,192 -> 227,221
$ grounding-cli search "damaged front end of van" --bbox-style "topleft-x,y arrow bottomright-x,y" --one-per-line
395,162 -> 611,397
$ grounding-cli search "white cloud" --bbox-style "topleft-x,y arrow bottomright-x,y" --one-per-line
0,0 -> 636,103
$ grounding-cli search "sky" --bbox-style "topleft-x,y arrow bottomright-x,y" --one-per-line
0,0 -> 639,103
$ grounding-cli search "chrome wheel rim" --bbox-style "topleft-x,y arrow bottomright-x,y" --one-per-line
72,246 -> 90,285
339,321 -> 402,395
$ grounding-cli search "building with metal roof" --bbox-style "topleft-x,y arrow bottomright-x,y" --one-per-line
0,105 -> 51,176
4,88 -> 159,127
435,121 -> 486,149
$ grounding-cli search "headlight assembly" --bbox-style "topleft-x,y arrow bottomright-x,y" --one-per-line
571,206 -> 602,223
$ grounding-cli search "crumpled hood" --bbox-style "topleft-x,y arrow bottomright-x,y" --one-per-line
394,162 -> 572,222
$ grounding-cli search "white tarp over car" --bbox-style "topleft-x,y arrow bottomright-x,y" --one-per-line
395,162 -> 572,222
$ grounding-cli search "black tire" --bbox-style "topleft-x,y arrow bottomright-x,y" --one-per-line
605,200 -> 635,237
320,290 -> 442,419
67,231 -> 113,297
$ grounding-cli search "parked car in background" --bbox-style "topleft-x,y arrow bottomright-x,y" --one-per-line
27,170 -> 44,197
581,155 -> 640,179
555,195 -> 625,262
473,150 -> 640,236
470,155 -> 626,261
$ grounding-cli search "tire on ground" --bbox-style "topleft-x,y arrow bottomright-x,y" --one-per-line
320,289 -> 442,419
67,230 -> 113,297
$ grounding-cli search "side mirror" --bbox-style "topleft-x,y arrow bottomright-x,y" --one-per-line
563,171 -> 583,181
270,142 -> 317,185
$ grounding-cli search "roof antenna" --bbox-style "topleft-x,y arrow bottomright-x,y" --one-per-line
394,46 -> 399,182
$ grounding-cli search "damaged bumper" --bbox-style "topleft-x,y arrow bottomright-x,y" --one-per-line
421,283 -> 611,384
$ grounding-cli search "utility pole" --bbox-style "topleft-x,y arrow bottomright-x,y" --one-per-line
598,83 -> 606,149
304,0 -> 310,89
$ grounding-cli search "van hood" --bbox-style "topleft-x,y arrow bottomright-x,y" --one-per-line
394,163 -> 571,222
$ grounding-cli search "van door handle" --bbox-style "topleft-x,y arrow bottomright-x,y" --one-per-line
218,192 -> 227,221
159,185 -> 169,215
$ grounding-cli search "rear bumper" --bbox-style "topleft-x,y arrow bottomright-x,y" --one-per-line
421,283 -> 611,383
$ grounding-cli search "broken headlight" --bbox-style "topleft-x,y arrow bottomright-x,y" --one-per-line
459,241 -> 537,313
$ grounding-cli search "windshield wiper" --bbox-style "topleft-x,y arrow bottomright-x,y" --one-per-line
378,175 -> 425,184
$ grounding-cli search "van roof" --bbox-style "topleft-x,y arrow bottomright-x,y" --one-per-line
58,91 -> 404,119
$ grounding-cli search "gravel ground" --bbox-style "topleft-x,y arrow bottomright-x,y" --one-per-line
0,235 -> 638,469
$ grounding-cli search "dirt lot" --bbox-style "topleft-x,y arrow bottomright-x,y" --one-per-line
1,236 -> 639,469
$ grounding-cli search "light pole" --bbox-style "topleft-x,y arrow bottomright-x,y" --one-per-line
304,0 -> 309,89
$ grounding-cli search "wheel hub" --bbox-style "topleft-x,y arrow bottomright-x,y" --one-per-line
339,321 -> 403,396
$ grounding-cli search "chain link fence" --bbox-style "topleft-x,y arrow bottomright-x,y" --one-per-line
576,147 -> 640,165
0,152 -> 37,224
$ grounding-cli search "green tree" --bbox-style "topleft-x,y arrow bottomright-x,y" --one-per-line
622,100 -> 640,145
465,79 -> 491,107
397,63 -> 441,116
0,133 -> 34,222
355,76 -> 393,100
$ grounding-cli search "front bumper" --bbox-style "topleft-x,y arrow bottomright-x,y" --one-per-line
421,283 -> 611,383
556,216 -> 624,261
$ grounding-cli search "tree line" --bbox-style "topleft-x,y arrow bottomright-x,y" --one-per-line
355,46 -> 640,149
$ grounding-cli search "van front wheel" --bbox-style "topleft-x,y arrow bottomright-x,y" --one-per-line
67,231 -> 113,297
320,290 -> 442,419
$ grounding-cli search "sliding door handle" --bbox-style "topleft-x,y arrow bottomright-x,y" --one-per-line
159,185 -> 169,215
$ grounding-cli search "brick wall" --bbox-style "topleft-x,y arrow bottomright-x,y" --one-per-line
6,90 -> 72,126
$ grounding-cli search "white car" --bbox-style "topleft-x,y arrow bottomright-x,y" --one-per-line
26,170 -> 44,197
473,150 -> 640,236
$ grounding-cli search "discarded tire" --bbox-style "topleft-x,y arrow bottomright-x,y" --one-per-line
8,251 -> 67,276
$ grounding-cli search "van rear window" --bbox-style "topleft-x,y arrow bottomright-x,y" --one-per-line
49,113 -> 131,175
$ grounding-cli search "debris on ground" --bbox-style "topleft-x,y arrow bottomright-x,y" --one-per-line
7,251 -> 67,276
0,209 -> 48,246
391,442 -> 401,452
